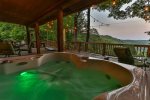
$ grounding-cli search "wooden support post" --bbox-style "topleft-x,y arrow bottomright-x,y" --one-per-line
74,14 -> 78,42
85,8 -> 91,51
147,46 -> 150,57
34,23 -> 41,54
26,26 -> 31,53
86,8 -> 90,42
57,8 -> 64,52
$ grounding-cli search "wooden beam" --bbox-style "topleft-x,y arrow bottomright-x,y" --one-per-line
28,0 -> 65,26
0,0 -> 105,26
34,23 -> 41,54
57,8 -> 64,52
26,26 -> 31,53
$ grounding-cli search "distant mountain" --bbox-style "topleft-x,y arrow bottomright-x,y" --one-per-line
78,33 -> 150,45
98,35 -> 125,44
123,40 -> 150,45
79,28 -> 149,45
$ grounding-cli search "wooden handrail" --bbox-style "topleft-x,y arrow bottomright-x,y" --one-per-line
44,41 -> 150,57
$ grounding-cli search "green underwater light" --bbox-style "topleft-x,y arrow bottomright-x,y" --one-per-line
20,72 -> 29,76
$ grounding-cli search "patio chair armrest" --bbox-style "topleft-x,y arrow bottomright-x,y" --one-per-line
134,57 -> 147,65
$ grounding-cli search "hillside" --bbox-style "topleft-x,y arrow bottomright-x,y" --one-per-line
99,35 -> 125,44
77,34 -> 125,44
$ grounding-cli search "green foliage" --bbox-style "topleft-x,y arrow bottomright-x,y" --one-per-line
40,14 -> 75,42
40,21 -> 57,41
64,15 -> 75,42
64,15 -> 74,29
76,12 -> 87,33
66,31 -> 74,42
0,22 -> 26,41
96,0 -> 147,20
0,14 -> 76,42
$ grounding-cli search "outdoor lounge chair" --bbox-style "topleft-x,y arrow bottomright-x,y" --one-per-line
45,47 -> 57,52
113,47 -> 145,68
0,41 -> 16,57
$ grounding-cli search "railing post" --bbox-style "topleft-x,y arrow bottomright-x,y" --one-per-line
67,41 -> 70,51
78,42 -> 81,53
102,43 -> 106,56
147,46 -> 150,57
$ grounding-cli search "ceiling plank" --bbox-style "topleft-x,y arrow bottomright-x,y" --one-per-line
0,0 -> 105,26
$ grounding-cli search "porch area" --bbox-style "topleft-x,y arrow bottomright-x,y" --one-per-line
0,0 -> 150,100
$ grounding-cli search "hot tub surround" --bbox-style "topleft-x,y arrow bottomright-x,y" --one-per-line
0,52 -> 149,100
38,52 -> 150,100
0,55 -> 41,74
38,53 -> 133,85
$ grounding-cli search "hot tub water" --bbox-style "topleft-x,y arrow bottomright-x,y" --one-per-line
0,60 -> 122,100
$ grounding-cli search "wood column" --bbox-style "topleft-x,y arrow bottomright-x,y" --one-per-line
102,43 -> 106,56
86,8 -> 90,42
85,8 -> 91,51
74,13 -> 78,42
34,23 -> 41,54
26,26 -> 31,53
57,8 -> 64,52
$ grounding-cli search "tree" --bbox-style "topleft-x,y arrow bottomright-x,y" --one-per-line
0,22 -> 26,41
86,8 -> 91,42
90,28 -> 99,35
96,0 -> 149,21
40,21 -> 57,41
0,12 -> 88,43
76,12 -> 87,34
40,14 -> 75,42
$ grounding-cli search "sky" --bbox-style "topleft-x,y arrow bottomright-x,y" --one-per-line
90,10 -> 150,40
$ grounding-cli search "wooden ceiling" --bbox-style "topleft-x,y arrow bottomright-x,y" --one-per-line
0,0 -> 105,27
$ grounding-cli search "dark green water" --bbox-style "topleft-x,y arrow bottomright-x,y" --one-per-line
0,61 -> 122,100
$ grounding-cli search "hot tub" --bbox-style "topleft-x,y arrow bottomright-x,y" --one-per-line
0,52 -> 149,100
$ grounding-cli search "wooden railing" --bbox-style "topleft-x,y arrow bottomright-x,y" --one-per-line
44,41 -> 150,57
